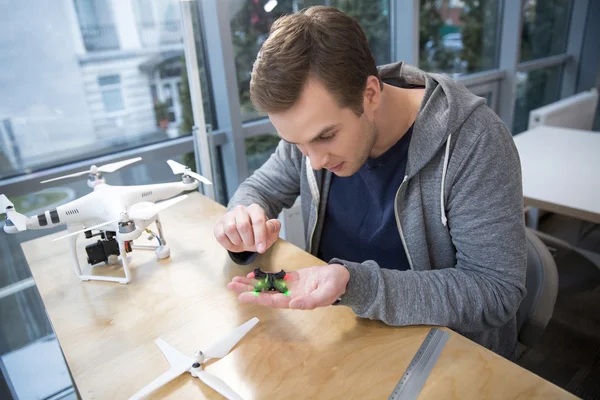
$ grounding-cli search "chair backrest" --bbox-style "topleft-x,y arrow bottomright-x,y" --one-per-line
517,228 -> 559,348
527,88 -> 599,131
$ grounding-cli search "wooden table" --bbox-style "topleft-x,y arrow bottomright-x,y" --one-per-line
513,125 -> 600,225
23,192 -> 575,399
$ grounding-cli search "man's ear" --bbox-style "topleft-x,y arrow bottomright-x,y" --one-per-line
363,75 -> 382,112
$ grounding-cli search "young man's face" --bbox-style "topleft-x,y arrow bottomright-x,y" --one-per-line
269,77 -> 379,177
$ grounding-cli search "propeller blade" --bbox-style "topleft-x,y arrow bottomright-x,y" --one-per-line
186,170 -> 213,186
167,159 -> 188,175
129,195 -> 188,221
128,364 -> 190,400
167,160 -> 212,185
198,370 -> 243,400
202,317 -> 259,360
155,338 -> 194,369
53,218 -> 119,241
7,210 -> 27,231
0,194 -> 14,211
40,170 -> 89,184
99,157 -> 142,173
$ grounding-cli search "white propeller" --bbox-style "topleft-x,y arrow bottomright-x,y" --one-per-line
167,159 -> 212,185
128,317 -> 259,400
0,194 -> 28,231
41,157 -> 142,184
53,195 -> 188,241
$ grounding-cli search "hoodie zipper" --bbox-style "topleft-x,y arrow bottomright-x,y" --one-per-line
394,175 -> 414,270
306,158 -> 320,254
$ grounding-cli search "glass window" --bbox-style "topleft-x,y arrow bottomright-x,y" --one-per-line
512,66 -> 564,135
419,0 -> 500,75
229,0 -> 391,122
0,0 -> 213,181
245,133 -> 281,175
520,0 -> 571,63
99,75 -> 125,113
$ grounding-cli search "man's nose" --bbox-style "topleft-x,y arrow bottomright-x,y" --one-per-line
298,144 -> 328,170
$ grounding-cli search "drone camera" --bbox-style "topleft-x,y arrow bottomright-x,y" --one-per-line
86,237 -> 128,265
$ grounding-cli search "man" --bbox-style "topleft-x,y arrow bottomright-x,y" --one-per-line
214,6 -> 526,359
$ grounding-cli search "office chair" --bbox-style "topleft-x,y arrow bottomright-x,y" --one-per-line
516,228 -> 559,359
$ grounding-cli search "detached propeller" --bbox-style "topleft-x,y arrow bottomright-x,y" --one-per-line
53,195 -> 188,241
41,157 -> 142,184
0,194 -> 27,231
167,159 -> 212,185
128,317 -> 259,400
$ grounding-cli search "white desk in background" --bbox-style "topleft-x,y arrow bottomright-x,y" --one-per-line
513,125 -> 600,226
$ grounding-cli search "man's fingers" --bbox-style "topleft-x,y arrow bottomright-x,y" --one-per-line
223,213 -> 243,247
266,219 -> 282,248
214,219 -> 241,252
238,292 -> 291,308
248,205 -> 268,253
226,281 -> 255,294
234,206 -> 254,249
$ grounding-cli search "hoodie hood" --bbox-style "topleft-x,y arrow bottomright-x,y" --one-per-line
378,62 -> 486,179
378,62 -> 486,225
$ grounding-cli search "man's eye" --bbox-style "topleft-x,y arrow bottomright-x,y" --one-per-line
320,133 -> 336,141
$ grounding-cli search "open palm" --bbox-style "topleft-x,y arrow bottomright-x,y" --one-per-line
226,264 -> 350,310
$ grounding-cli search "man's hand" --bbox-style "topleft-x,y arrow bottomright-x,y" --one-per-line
227,264 -> 350,310
214,204 -> 281,254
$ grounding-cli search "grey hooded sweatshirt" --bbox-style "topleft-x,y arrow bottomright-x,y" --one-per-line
227,61 -> 527,359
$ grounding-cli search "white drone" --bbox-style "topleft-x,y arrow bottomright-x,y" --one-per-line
0,157 -> 211,284
129,317 -> 259,400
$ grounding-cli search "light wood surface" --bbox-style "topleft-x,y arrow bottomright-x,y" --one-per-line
23,192 -> 575,399
513,125 -> 600,224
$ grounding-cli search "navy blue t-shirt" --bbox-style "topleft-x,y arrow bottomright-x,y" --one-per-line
317,125 -> 413,271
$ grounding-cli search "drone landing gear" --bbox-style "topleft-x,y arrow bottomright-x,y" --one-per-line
68,233 -> 132,284
129,216 -> 170,260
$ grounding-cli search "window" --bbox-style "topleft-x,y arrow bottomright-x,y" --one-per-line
229,0 -> 391,122
98,74 -> 125,113
74,0 -> 119,51
520,0 -> 571,62
512,66 -> 564,134
0,0 -> 213,181
245,133 -> 281,175
419,0 -> 500,75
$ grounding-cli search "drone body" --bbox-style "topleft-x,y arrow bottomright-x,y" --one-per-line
249,268 -> 290,295
1,158 -> 212,284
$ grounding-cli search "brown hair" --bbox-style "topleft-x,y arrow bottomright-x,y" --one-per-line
249,6 -> 381,116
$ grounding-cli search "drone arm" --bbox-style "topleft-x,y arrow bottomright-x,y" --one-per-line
122,182 -> 198,206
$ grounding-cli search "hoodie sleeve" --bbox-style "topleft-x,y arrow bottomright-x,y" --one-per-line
225,139 -> 303,263
331,122 -> 527,333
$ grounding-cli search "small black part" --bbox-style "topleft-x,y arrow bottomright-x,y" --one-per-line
84,230 -> 93,239
85,238 -> 120,265
253,268 -> 267,279
50,209 -> 60,224
272,270 -> 286,280
37,213 -> 48,226
192,362 -> 200,368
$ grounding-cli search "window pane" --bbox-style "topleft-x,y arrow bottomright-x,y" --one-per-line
245,133 -> 281,175
512,66 -> 564,135
520,0 -> 571,63
101,88 -> 125,112
0,0 -> 213,180
419,0 -> 500,75
229,1 -> 391,122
